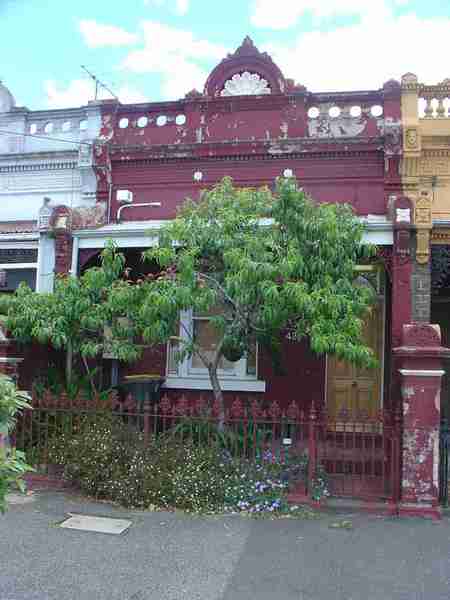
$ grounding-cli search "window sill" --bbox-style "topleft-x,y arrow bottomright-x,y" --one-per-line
164,376 -> 266,393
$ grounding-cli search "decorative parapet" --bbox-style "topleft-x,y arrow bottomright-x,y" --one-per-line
401,73 -> 450,247
414,190 -> 433,264
402,72 -> 450,120
418,80 -> 450,120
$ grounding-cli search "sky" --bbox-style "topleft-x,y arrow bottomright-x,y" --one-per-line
1,0 -> 450,111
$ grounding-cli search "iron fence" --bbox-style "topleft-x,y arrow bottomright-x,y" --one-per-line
13,391 -> 402,503
439,418 -> 450,507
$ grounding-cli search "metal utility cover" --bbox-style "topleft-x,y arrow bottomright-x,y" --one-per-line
59,514 -> 132,535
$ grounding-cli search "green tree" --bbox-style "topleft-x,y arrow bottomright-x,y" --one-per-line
139,177 -> 376,423
0,375 -> 32,512
6,243 -> 142,393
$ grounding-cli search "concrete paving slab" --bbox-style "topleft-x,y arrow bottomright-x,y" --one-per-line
6,491 -> 35,505
3,491 -> 450,600
59,513 -> 132,535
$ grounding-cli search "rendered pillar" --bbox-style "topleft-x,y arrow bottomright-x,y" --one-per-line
394,323 -> 450,518
389,196 -> 413,412
52,205 -> 73,276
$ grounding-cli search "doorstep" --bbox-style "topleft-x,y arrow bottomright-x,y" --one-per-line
287,488 -> 400,517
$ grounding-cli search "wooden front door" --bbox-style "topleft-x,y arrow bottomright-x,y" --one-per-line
327,303 -> 383,418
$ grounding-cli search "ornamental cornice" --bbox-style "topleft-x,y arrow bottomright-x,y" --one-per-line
0,150 -> 78,162
420,143 -> 450,154
115,94 -> 293,117
109,136 -> 384,165
21,106 -> 97,120
401,74 -> 450,95
113,89 -> 386,117
111,150 -> 383,168
0,161 -> 78,173
431,228 -> 450,244
418,81 -> 450,96
401,152 -> 450,178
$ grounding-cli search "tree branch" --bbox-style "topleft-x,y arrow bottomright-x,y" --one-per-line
195,271 -> 265,334
179,319 -> 211,369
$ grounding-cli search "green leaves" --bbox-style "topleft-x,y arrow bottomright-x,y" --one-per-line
139,176 -> 377,378
0,376 -> 33,512
5,177 -> 377,409
6,242 -> 145,388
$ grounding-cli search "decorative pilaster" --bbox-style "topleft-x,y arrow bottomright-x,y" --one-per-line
401,73 -> 421,158
36,197 -> 56,292
410,189 -> 432,322
51,206 -> 73,276
390,196 -> 413,348
414,190 -> 432,265
394,323 -> 450,518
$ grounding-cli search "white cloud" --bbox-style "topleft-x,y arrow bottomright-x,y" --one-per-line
175,0 -> 189,15
121,21 -> 227,99
251,0 -> 381,29
45,79 -> 148,108
79,19 -> 138,48
261,11 -> 450,91
144,0 -> 190,16
46,79 -> 94,108
116,86 -> 148,104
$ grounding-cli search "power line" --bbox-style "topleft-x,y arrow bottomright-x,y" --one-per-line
81,65 -> 118,102
0,129 -> 95,147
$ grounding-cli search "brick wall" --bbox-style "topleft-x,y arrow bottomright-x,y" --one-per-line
411,235 -> 431,322
54,231 -> 73,275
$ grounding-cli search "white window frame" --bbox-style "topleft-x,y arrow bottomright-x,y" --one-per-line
164,310 -> 266,392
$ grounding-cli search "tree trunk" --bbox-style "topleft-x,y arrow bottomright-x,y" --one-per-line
208,365 -> 225,431
81,354 -> 98,398
65,340 -> 73,386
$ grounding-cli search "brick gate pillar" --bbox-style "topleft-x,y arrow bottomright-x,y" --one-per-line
394,323 -> 450,518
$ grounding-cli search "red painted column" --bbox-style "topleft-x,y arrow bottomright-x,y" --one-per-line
394,323 -> 450,518
389,196 -> 413,410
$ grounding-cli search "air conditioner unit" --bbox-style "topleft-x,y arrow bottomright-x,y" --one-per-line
116,189 -> 133,203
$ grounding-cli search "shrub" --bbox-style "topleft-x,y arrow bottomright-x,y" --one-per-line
0,375 -> 33,512
48,415 -> 326,514
170,417 -> 273,459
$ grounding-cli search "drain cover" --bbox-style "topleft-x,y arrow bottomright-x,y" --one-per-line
60,514 -> 132,535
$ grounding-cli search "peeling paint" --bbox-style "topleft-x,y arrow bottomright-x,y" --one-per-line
402,386 -> 415,399
379,117 -> 401,155
308,111 -> 367,138
268,143 -> 303,155
434,389 -> 440,412
432,429 -> 439,489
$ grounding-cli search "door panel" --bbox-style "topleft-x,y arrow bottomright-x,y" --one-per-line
327,303 -> 383,418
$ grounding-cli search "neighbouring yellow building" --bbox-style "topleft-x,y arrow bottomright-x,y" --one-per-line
401,73 -> 450,412
401,73 -> 450,261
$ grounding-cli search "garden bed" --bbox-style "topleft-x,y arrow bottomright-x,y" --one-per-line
43,415 -> 325,517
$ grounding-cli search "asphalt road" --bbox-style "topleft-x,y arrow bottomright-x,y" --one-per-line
1,491 -> 450,600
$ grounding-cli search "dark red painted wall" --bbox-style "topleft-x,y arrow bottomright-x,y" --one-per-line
121,338 -> 324,410
108,151 -> 386,223
91,71 -> 402,409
